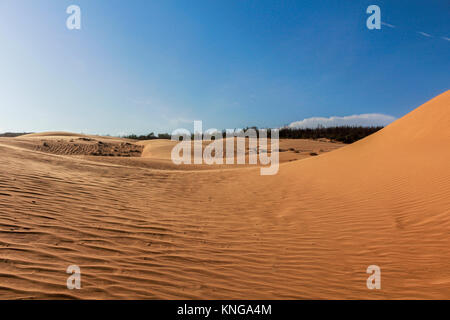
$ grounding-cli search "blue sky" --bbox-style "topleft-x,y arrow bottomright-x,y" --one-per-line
0,0 -> 448,135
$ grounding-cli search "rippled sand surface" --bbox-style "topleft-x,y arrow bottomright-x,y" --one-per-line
0,91 -> 449,299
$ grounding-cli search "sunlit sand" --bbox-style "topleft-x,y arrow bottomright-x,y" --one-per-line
0,91 -> 448,299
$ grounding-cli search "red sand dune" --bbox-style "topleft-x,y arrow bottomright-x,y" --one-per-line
0,90 -> 448,299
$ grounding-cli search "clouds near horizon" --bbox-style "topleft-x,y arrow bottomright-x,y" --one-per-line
288,114 -> 396,129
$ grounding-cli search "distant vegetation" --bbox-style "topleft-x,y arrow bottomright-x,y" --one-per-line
122,132 -> 171,140
0,127 -> 382,144
0,132 -> 31,137
278,126 -> 384,144
122,126 -> 383,144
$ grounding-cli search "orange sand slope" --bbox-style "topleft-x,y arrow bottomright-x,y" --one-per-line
0,90 -> 449,299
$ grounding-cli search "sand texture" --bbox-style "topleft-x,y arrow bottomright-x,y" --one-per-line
0,91 -> 449,299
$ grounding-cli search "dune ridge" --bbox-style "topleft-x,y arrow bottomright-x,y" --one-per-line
0,91 -> 449,299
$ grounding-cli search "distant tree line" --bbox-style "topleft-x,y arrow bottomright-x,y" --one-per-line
0,132 -> 30,137
235,126 -> 383,143
0,127 -> 382,144
122,126 -> 383,144
277,126 -> 383,144
122,132 -> 171,140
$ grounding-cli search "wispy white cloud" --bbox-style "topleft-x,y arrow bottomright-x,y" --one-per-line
381,21 -> 396,28
288,114 -> 396,129
380,21 -> 449,43
417,31 -> 432,38
130,97 -> 194,130
163,115 -> 193,127
131,98 -> 156,106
